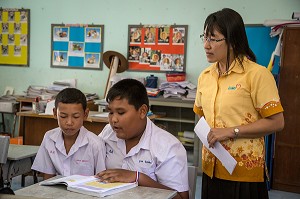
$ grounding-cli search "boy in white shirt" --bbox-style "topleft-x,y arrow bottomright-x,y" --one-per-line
96,79 -> 189,199
32,88 -> 106,179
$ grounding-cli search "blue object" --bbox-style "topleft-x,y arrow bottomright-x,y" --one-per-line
145,75 -> 158,88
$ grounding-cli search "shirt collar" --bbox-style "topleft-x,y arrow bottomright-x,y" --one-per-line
203,56 -> 247,76
107,118 -> 152,155
50,126 -> 89,156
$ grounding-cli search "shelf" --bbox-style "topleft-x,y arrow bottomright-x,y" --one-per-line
148,97 -> 201,169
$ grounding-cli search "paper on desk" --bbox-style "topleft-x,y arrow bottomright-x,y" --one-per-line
91,112 -> 109,118
43,100 -> 55,115
194,117 -> 237,175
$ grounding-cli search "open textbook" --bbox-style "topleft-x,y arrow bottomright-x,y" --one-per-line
40,175 -> 137,197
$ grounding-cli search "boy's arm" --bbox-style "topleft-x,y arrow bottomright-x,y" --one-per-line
43,173 -> 56,180
96,169 -> 189,199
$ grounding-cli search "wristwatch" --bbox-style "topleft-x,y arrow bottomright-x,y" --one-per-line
233,128 -> 239,139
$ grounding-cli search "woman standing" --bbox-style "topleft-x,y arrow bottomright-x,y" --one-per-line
194,8 -> 284,199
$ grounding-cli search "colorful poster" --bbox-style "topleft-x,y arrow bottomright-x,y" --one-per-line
51,24 -> 104,70
0,8 -> 30,66
127,25 -> 188,72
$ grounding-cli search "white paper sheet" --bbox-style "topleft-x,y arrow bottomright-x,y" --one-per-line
91,112 -> 109,118
194,117 -> 237,175
41,100 -> 55,115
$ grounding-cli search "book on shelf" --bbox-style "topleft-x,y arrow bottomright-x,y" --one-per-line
178,131 -> 195,147
178,131 -> 195,139
40,175 -> 137,198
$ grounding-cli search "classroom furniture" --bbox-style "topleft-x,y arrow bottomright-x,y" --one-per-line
16,97 -> 98,137
0,136 -> 10,165
188,165 -> 197,199
15,176 -> 177,199
272,27 -> 300,194
0,195 -> 45,199
149,97 -> 201,170
1,144 -> 39,188
16,111 -> 108,146
0,100 -> 19,136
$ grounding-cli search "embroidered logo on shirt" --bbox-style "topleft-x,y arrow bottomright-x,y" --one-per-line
75,159 -> 89,164
228,84 -> 241,90
138,160 -> 152,164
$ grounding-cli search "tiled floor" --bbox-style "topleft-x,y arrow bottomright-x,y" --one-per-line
9,175 -> 300,199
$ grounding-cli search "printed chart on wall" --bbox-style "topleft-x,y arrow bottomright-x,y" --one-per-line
51,24 -> 104,70
127,25 -> 188,72
0,8 -> 30,66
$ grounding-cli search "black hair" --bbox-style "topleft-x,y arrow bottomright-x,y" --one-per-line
106,78 -> 149,111
55,88 -> 87,110
204,8 -> 256,71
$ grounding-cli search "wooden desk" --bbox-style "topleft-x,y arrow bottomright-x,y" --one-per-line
15,176 -> 177,199
16,97 -> 98,137
1,144 -> 39,187
16,111 -> 108,146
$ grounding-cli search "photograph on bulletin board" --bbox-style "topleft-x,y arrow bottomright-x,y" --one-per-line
50,24 -> 104,70
0,8 -> 30,67
127,25 -> 188,72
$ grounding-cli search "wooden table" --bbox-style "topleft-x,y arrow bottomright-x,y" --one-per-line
1,144 -> 39,187
15,176 -> 177,199
16,111 -> 108,146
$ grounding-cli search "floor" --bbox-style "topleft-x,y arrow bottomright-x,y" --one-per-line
9,175 -> 300,199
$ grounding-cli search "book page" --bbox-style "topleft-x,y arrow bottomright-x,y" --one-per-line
40,175 -> 96,186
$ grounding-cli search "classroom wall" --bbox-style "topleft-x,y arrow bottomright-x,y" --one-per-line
0,0 -> 299,96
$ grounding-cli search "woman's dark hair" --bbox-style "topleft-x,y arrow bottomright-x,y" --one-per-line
55,88 -> 87,110
204,8 -> 256,71
106,78 -> 149,111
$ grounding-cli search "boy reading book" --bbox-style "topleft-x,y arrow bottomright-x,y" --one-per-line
96,79 -> 189,199
32,88 -> 106,179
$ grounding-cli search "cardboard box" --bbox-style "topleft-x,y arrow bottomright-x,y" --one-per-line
0,101 -> 18,113
10,136 -> 23,145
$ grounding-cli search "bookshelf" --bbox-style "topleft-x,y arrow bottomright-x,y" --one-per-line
149,97 -> 201,169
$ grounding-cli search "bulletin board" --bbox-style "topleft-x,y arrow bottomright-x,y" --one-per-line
245,25 -> 278,69
127,25 -> 188,72
0,8 -> 30,67
51,24 -> 104,70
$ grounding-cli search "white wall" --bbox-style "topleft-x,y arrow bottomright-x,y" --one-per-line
0,0 -> 299,96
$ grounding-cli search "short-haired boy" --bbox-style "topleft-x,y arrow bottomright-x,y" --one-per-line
96,79 -> 189,199
32,88 -> 106,179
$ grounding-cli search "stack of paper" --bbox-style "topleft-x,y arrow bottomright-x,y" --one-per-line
178,131 -> 194,147
159,81 -> 196,99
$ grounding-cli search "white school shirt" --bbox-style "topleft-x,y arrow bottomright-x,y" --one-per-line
32,126 -> 106,176
99,118 -> 189,192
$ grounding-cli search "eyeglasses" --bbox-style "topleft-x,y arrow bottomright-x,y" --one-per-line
200,34 -> 226,43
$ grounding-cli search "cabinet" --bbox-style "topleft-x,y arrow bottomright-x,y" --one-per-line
149,97 -> 201,169
272,27 -> 300,193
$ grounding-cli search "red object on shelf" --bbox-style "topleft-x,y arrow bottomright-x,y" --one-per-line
166,72 -> 186,82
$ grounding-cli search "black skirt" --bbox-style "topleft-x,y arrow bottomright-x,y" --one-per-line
201,173 -> 269,199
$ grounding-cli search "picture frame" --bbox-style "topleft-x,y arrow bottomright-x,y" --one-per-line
0,8 -> 30,67
50,24 -> 104,70
127,24 -> 188,72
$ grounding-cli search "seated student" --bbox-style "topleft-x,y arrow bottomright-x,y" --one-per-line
96,79 -> 189,199
32,88 -> 106,179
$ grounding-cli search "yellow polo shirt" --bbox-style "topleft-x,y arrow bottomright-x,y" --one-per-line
193,57 -> 283,182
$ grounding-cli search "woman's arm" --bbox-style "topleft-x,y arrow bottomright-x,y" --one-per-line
207,112 -> 284,147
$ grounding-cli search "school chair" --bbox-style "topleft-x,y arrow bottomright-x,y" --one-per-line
0,136 -> 10,188
188,165 -> 198,199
